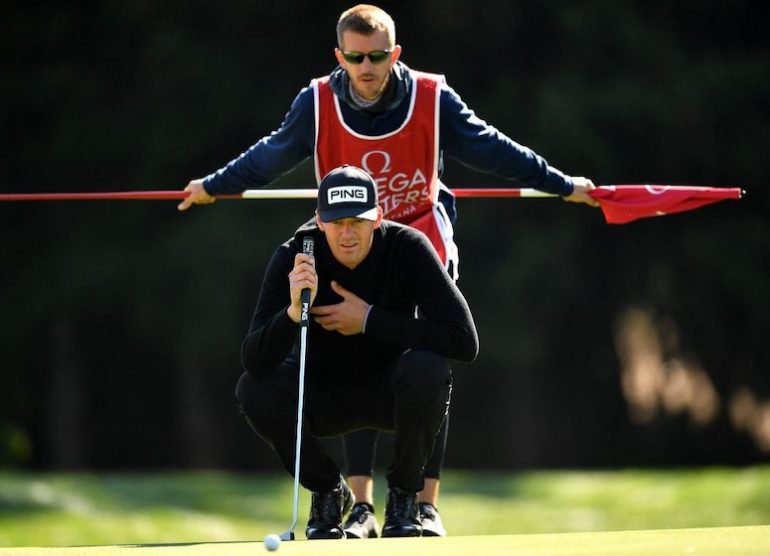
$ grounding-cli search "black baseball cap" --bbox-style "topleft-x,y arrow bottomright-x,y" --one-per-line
317,165 -> 379,222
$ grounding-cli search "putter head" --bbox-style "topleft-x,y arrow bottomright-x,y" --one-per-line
279,530 -> 295,541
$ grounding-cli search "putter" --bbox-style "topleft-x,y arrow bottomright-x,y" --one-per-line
280,236 -> 314,541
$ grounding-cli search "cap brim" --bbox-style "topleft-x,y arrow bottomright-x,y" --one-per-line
319,206 -> 379,222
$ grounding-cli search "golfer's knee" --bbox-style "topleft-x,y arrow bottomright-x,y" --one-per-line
397,350 -> 451,394
235,371 -> 267,421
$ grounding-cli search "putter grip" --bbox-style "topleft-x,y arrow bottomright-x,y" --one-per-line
300,237 -> 314,321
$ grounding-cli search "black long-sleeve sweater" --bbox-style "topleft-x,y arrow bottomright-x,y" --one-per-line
241,220 -> 478,380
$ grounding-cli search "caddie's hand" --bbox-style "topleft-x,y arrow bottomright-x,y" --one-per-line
310,281 -> 370,336
177,179 -> 216,211
564,176 -> 599,207
287,253 -> 317,323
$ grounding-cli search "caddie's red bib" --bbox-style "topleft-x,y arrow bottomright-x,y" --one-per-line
312,71 -> 457,270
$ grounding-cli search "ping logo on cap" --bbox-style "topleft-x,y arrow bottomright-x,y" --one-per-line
327,186 -> 368,205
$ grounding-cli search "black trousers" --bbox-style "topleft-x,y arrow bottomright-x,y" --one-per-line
235,350 -> 452,493
343,408 -> 449,479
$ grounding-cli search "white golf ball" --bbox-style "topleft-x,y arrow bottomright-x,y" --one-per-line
264,533 -> 281,551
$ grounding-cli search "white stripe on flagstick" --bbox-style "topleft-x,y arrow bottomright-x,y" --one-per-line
238,188 -> 556,199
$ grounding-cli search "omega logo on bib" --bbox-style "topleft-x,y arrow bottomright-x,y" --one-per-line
360,150 -> 429,217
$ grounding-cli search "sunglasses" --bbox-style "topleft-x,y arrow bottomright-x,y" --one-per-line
341,49 -> 391,65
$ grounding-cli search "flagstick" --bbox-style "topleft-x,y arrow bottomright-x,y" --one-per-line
0,186 -> 742,202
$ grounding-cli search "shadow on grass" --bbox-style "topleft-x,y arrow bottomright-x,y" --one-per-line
121,541 -> 250,548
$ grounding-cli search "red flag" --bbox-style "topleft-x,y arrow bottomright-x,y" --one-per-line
590,185 -> 743,224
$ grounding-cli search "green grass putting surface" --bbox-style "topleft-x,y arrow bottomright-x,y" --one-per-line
1,527 -> 769,556
1,468 -> 768,551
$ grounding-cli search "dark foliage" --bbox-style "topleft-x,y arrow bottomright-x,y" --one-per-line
1,0 -> 768,469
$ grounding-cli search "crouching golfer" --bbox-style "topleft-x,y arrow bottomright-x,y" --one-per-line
235,165 -> 478,539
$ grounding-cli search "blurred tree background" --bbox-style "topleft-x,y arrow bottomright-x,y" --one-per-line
1,0 -> 768,471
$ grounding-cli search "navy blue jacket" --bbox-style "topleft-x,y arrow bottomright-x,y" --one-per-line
203,62 -> 574,207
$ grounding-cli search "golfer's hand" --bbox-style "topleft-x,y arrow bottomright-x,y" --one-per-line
311,281 -> 370,336
177,179 -> 216,211
287,253 -> 317,323
564,176 -> 599,207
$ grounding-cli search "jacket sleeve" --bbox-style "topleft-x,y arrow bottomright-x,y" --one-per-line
240,242 -> 299,375
439,83 -> 574,196
203,87 -> 315,195
364,231 -> 479,362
